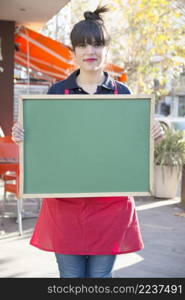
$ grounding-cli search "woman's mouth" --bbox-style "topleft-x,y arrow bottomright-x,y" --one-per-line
84,58 -> 97,62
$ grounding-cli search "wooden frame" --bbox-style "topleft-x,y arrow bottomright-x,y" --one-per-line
19,94 -> 155,198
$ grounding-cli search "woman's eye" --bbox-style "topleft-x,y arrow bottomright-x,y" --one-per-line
94,43 -> 102,47
78,44 -> 86,47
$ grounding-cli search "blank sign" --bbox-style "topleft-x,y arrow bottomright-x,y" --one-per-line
19,94 -> 154,198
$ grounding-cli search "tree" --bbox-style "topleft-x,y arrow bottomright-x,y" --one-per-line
109,0 -> 185,96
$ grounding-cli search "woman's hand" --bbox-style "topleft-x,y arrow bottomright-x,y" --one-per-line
152,120 -> 164,143
12,122 -> 24,144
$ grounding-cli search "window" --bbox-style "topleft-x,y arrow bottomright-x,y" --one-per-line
178,96 -> 185,117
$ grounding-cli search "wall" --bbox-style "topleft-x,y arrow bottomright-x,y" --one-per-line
0,20 -> 15,135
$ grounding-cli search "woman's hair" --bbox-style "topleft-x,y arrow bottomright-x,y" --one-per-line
70,5 -> 111,50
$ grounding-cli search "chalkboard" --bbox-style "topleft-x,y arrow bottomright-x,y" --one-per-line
19,94 -> 154,198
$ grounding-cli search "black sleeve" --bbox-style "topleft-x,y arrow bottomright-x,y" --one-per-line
115,80 -> 132,95
47,85 -> 56,95
47,81 -> 66,95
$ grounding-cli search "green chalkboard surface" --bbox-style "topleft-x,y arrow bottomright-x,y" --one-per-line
19,94 -> 154,198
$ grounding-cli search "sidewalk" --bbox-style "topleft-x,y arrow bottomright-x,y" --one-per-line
0,185 -> 185,278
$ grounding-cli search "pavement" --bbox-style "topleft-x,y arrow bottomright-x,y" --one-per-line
0,179 -> 185,278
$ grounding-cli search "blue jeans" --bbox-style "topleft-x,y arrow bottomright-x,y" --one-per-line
55,254 -> 116,278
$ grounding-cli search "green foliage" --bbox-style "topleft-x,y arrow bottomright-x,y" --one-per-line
154,128 -> 185,166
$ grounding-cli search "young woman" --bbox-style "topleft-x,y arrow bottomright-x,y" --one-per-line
12,5 -> 164,278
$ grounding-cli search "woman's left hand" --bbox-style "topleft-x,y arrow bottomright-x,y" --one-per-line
152,120 -> 164,142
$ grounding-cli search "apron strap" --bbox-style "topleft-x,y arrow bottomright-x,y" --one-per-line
113,81 -> 118,94
64,89 -> 70,94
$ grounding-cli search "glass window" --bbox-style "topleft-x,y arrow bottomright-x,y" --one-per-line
178,96 -> 185,117
172,121 -> 185,131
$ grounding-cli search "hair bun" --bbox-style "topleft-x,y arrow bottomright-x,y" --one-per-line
84,5 -> 109,22
84,11 -> 100,21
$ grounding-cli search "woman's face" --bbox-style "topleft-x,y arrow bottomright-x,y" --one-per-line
73,40 -> 108,72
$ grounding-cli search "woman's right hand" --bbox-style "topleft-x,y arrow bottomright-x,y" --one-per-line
12,122 -> 24,144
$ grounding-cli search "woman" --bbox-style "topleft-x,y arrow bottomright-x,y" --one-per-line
12,5 -> 164,278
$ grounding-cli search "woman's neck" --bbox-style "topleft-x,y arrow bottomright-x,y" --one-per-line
76,69 -> 105,94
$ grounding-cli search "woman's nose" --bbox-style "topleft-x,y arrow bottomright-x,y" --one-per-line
86,44 -> 95,53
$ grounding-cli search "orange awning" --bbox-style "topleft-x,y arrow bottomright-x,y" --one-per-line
15,26 -> 127,82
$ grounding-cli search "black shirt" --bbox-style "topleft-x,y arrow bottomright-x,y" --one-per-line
47,69 -> 131,95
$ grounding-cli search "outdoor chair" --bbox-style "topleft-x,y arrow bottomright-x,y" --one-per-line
0,136 -> 23,235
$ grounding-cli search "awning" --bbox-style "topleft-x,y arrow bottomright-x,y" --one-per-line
15,26 -> 127,82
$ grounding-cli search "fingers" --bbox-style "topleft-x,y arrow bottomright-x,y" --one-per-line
12,122 -> 24,144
